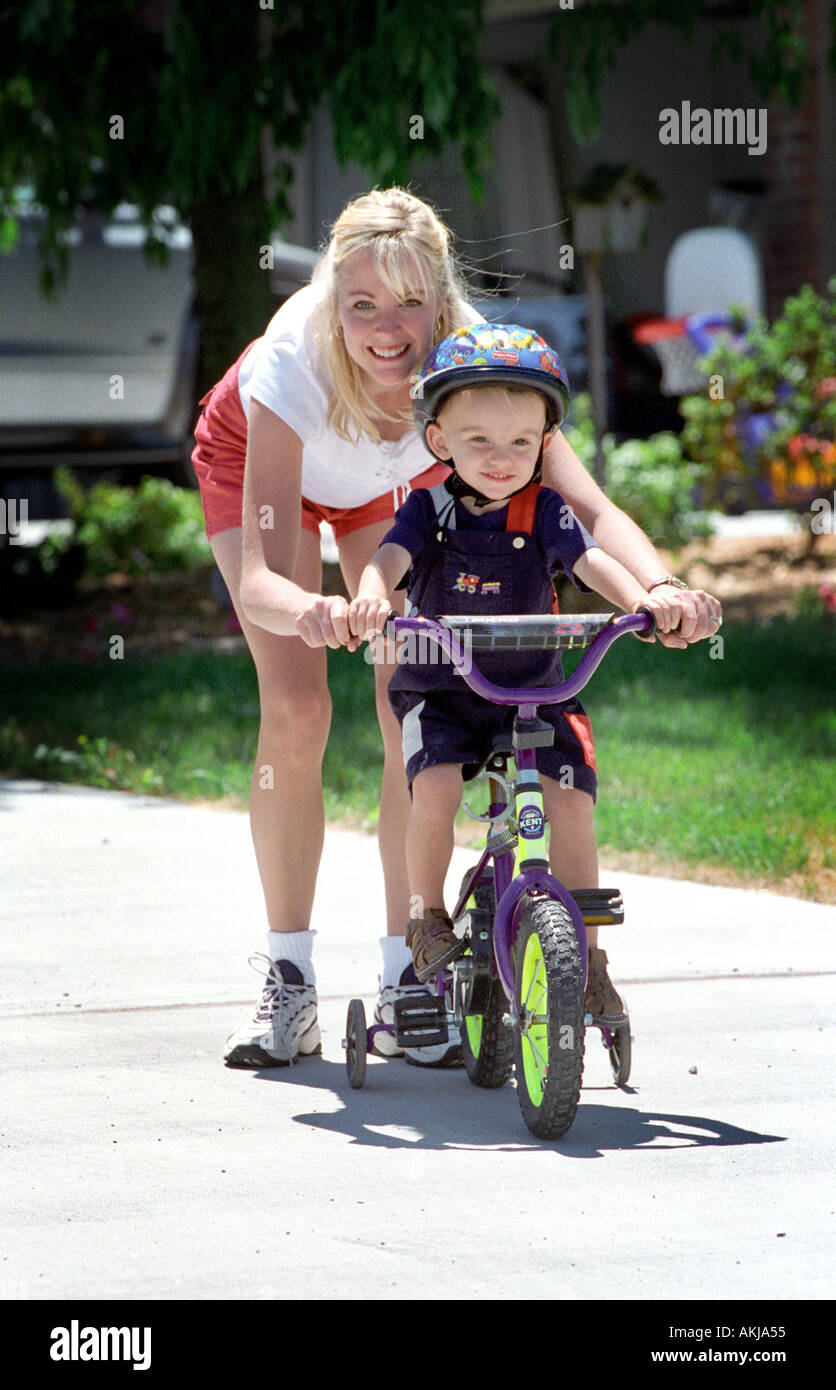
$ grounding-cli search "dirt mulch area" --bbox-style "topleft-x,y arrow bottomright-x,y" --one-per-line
0,566 -> 247,668
0,567 -> 244,669
0,548 -> 359,667
677,527 -> 836,622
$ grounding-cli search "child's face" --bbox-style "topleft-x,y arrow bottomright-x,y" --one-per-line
426,387 -> 549,508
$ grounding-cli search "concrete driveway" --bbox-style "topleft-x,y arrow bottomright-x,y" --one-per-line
1,778 -> 833,1319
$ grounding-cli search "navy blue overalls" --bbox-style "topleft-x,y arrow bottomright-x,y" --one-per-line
387,478 -> 599,797
389,479 -> 565,695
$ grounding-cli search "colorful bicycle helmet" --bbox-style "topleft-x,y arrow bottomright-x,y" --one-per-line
411,322 -> 571,445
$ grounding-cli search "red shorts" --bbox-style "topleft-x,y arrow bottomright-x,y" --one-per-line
191,343 -> 451,541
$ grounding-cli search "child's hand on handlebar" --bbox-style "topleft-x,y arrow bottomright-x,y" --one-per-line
632,593 -> 687,649
347,594 -> 392,643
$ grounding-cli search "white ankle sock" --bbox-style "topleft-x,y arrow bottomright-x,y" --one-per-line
379,935 -> 413,989
267,930 -> 316,986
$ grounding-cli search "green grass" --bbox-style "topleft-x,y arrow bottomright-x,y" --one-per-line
578,619 -> 836,883
1,619 -> 834,894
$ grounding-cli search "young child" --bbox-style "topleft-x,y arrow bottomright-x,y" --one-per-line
346,324 -> 681,1008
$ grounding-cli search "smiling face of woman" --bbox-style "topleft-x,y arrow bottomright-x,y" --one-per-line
336,246 -> 438,402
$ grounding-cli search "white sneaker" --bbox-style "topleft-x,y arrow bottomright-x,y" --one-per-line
224,955 -> 321,1068
373,977 -> 431,1057
404,1020 -> 462,1069
374,967 -> 462,1067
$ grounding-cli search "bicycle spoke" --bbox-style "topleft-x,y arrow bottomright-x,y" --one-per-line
524,1029 -> 548,1083
523,970 -> 546,1015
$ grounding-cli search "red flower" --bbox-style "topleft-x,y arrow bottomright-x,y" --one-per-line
818,583 -> 836,614
788,433 -> 821,460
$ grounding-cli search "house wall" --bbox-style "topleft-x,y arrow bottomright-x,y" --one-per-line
273,68 -> 568,300
823,7 -> 836,287
273,6 -> 832,325
483,11 -> 780,321
762,0 -> 833,315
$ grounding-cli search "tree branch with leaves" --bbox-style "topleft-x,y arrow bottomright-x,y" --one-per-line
0,0 -> 497,389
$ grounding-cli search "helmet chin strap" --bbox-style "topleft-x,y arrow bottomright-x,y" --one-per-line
441,435 -> 546,510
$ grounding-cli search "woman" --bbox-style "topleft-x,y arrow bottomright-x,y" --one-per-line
192,187 -> 721,1070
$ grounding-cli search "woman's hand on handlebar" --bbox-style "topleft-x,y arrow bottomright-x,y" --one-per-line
295,593 -> 359,650
631,591 -> 688,649
657,585 -> 723,645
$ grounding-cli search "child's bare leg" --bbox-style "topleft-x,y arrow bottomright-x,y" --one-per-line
406,763 -> 463,915
542,775 -> 625,1018
541,779 -> 600,945
405,763 -> 466,980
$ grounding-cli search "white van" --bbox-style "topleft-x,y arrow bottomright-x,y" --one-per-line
0,195 -> 320,481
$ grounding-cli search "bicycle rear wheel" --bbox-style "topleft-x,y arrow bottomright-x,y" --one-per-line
513,895 -> 585,1140
458,868 -> 514,1089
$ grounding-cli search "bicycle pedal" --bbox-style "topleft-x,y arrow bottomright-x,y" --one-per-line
573,887 -> 625,926
393,994 -> 449,1049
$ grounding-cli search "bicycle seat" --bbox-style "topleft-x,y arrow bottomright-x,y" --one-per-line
465,734 -> 513,782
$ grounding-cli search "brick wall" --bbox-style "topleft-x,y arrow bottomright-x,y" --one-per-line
762,0 -> 826,315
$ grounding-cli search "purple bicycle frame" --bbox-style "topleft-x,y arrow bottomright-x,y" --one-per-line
391,611 -> 653,1010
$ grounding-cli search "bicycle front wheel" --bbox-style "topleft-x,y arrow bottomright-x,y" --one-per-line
513,895 -> 585,1140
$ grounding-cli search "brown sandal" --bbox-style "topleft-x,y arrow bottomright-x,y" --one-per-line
406,908 -> 465,982
584,947 -> 627,1022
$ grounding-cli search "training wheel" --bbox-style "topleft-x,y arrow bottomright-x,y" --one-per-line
608,1018 -> 632,1087
344,998 -> 368,1089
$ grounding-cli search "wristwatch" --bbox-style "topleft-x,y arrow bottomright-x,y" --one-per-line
648,575 -> 688,592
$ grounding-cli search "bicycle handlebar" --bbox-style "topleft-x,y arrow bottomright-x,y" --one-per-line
386,610 -> 656,707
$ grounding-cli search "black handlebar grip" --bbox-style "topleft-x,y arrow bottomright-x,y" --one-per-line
634,605 -> 658,640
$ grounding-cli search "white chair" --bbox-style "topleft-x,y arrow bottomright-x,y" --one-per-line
665,227 -> 764,320
648,228 -> 765,394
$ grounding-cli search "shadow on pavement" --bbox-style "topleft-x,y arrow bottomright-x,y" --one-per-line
561,1106 -> 786,1158
247,1058 -> 786,1155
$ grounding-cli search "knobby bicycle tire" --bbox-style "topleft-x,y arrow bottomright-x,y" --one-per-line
513,894 -> 585,1140
459,868 -> 514,1089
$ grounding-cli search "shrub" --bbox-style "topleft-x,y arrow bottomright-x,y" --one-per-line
52,469 -> 211,578
562,394 -> 712,549
679,279 -> 836,510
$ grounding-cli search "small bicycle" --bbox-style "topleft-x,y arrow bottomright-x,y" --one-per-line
343,609 -> 654,1140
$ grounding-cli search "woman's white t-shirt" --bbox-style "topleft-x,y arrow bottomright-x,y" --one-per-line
237,282 -> 438,509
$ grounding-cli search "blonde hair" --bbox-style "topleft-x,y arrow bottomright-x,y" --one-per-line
309,188 -> 474,443
437,382 -> 556,429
